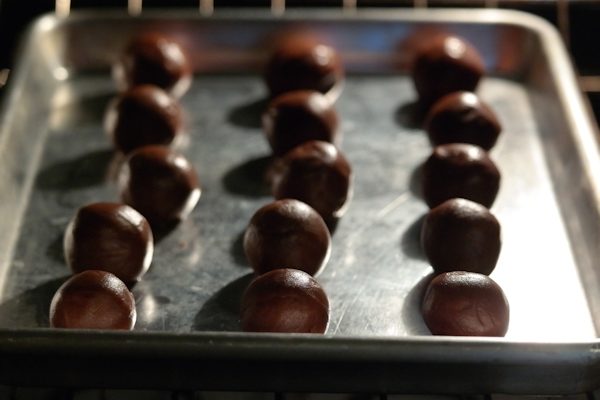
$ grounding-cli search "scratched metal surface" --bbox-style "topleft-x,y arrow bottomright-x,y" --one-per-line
0,71 -> 592,340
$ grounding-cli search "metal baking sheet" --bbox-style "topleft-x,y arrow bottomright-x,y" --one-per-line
0,8 -> 599,394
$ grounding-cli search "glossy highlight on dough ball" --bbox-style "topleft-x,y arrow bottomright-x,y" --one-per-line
264,33 -> 344,99
425,91 -> 502,151
113,31 -> 192,98
243,199 -> 331,276
50,270 -> 136,330
411,35 -> 484,107
263,90 -> 340,157
421,198 -> 501,275
120,145 -> 201,226
105,84 -> 183,154
64,202 -> 154,284
271,140 -> 352,220
422,271 -> 509,336
241,268 -> 330,333
422,143 -> 501,209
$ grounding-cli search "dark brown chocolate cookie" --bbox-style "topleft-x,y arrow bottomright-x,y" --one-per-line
243,199 -> 331,276
265,34 -> 343,98
105,85 -> 183,154
421,198 -> 501,275
263,90 -> 340,156
271,140 -> 352,220
241,268 -> 329,333
64,202 -> 154,284
425,91 -> 501,150
113,32 -> 191,98
422,271 -> 509,336
50,270 -> 136,330
422,143 -> 500,208
120,145 -> 201,226
411,35 -> 484,107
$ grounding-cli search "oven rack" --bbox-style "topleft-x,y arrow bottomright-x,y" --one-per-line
0,0 -> 598,119
0,390 -> 598,400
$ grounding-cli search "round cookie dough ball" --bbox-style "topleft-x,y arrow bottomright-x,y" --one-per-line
50,270 -> 136,330
421,198 -> 501,275
411,35 -> 484,107
243,199 -> 331,276
422,143 -> 500,208
64,202 -> 154,284
113,32 -> 191,98
425,91 -> 502,151
241,268 -> 329,333
263,90 -> 340,157
265,33 -> 344,99
105,85 -> 183,154
120,145 -> 201,225
271,140 -> 352,220
422,271 -> 509,336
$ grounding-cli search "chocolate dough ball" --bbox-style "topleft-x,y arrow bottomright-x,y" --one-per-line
241,268 -> 329,333
425,92 -> 502,150
422,143 -> 500,208
422,271 -> 509,336
50,270 -> 136,330
120,146 -> 201,225
263,90 -> 340,156
271,141 -> 352,220
64,202 -> 154,284
105,85 -> 183,154
243,199 -> 331,276
411,35 -> 484,107
113,32 -> 191,98
421,198 -> 501,275
265,34 -> 344,98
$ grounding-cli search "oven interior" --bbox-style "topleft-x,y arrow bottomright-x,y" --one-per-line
0,1 -> 599,399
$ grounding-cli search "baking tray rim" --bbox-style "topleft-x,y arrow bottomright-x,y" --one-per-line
1,329 -> 599,393
1,8 -> 600,393
5,6 -> 598,342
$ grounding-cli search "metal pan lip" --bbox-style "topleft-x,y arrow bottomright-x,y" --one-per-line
1,328 -> 599,393
8,6 -> 598,335
2,327 -> 599,369
19,7 -> 575,26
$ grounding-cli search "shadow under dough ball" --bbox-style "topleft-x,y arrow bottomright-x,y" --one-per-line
120,145 -> 201,226
421,198 -> 501,275
263,90 -> 340,157
264,33 -> 344,98
425,91 -> 502,151
422,271 -> 509,336
113,31 -> 192,98
271,140 -> 352,220
241,268 -> 330,333
411,35 -> 484,108
105,84 -> 183,154
64,202 -> 154,284
243,199 -> 331,276
422,143 -> 500,208
50,270 -> 136,330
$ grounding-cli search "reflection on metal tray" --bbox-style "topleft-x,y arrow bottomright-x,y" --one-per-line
0,9 -> 599,394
